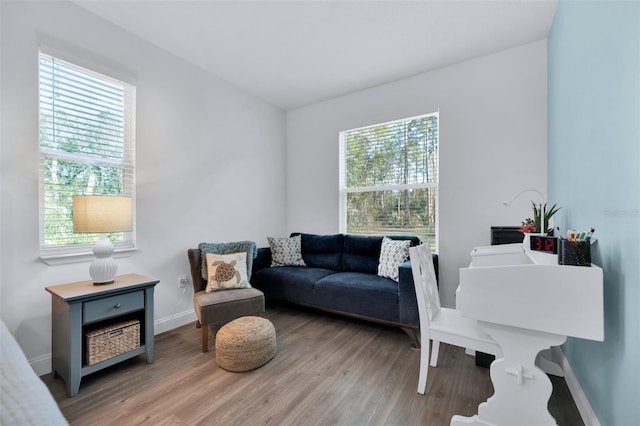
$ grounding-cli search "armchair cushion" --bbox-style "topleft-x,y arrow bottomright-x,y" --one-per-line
204,252 -> 251,292
199,241 -> 257,280
194,288 -> 264,325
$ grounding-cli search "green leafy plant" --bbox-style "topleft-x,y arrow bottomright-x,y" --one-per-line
520,202 -> 561,235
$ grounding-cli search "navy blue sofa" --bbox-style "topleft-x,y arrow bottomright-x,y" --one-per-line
250,233 -> 438,347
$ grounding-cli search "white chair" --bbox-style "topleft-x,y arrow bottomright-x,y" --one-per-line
409,243 -> 501,394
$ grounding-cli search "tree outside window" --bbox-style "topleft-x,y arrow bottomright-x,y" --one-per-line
339,113 -> 438,250
39,52 -> 136,258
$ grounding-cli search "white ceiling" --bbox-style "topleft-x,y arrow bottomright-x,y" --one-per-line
75,0 -> 558,110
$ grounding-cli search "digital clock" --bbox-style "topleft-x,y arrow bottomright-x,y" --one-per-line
529,235 -> 559,254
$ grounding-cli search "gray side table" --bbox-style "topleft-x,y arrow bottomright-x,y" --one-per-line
46,273 -> 159,397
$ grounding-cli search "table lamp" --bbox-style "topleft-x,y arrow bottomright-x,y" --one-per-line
73,195 -> 133,285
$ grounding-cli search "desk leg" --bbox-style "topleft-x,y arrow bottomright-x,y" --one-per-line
536,348 -> 564,377
451,322 -> 566,426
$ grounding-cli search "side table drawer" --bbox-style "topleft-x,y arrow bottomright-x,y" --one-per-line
84,291 -> 144,324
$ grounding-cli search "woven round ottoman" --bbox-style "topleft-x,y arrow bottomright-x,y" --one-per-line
215,316 -> 277,372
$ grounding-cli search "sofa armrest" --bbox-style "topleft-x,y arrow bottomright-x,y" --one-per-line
398,253 -> 439,325
252,247 -> 272,275
398,261 -> 418,325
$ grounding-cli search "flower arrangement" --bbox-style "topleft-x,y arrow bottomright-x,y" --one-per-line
520,202 -> 561,235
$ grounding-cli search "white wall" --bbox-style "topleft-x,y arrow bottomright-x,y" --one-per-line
0,0 -> 548,374
286,40 -> 548,307
0,1 -> 286,374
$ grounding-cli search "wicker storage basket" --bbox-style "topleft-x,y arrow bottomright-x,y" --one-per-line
86,319 -> 140,366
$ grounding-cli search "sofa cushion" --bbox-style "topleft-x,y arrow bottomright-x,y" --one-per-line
342,234 -> 420,274
296,233 -> 344,271
342,235 -> 383,274
251,266 -> 336,306
313,272 -> 401,323
267,235 -> 306,267
377,237 -> 410,282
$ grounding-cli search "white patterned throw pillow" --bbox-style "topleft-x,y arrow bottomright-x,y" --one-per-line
205,252 -> 251,292
268,235 -> 306,267
378,237 -> 411,282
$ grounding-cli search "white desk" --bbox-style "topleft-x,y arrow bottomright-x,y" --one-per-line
452,244 -> 603,426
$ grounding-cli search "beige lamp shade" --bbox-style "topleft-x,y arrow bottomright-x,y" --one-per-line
73,195 -> 133,233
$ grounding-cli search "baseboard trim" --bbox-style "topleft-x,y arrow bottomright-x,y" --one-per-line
154,310 -> 197,335
31,353 -> 54,377
33,310 -> 197,377
553,346 -> 601,426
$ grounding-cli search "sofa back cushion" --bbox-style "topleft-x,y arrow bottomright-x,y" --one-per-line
342,235 -> 382,274
294,233 -> 345,271
342,234 -> 421,274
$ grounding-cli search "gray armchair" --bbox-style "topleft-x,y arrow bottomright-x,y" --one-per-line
187,248 -> 265,352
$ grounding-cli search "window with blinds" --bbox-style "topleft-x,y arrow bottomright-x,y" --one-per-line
339,113 -> 439,250
39,51 -> 136,258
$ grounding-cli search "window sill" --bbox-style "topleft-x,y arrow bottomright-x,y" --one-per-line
40,248 -> 137,266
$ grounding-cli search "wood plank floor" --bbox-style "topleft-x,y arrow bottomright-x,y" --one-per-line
43,301 -> 583,426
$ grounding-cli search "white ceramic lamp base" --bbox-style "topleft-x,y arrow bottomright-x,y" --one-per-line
89,234 -> 118,285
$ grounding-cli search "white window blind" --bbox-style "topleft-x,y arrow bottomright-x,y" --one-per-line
339,113 -> 439,250
39,52 -> 136,259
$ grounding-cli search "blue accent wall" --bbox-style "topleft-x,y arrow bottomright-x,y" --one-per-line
548,1 -> 640,425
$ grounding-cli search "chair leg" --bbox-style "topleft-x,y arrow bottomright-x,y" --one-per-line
417,339 -> 430,394
202,325 -> 208,353
430,340 -> 440,367
196,320 -> 201,328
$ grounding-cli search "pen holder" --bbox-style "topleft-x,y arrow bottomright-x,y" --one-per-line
557,240 -> 591,266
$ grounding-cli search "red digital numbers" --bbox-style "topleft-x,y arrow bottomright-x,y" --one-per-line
545,238 -> 554,252
530,236 -> 558,253
534,237 -> 543,251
